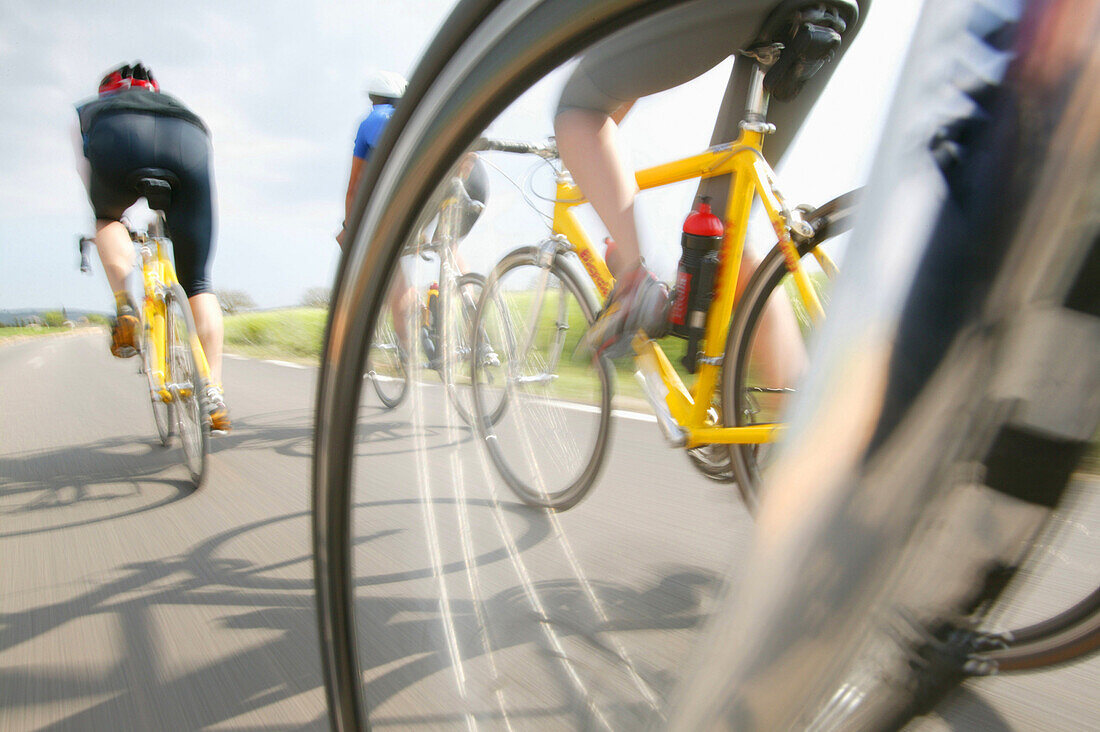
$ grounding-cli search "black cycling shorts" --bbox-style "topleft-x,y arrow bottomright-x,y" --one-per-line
84,112 -> 216,297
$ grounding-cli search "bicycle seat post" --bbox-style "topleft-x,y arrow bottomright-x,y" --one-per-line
741,44 -> 784,135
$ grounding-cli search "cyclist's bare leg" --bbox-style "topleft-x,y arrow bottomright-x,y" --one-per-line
94,220 -> 135,296
95,219 -> 141,357
386,269 -> 415,352
188,293 -> 224,383
736,253 -> 808,388
555,106 -> 643,276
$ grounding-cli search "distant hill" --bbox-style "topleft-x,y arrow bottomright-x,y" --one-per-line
0,308 -> 111,326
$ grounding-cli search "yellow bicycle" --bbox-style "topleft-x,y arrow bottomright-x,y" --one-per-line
469,48 -> 858,510
80,173 -> 212,486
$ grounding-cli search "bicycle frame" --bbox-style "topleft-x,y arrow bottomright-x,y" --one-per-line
137,220 -> 212,401
551,123 -> 833,449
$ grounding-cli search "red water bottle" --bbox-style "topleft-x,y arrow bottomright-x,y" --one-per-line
670,198 -> 723,370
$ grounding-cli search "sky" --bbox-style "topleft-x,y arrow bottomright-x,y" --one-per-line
0,0 -> 924,312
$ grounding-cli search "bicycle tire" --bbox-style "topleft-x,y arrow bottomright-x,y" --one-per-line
724,190 -> 860,506
312,2 -> 707,728
367,297 -> 409,409
674,2 -> 1100,727
438,272 -> 498,426
471,246 -> 614,510
166,283 -> 208,487
141,313 -> 173,446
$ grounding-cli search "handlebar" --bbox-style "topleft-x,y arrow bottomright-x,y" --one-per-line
77,235 -> 94,274
472,136 -> 558,159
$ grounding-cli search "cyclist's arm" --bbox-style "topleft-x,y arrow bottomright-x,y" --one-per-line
343,155 -> 366,229
339,117 -> 377,248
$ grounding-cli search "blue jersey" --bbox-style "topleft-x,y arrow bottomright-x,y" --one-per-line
352,104 -> 394,160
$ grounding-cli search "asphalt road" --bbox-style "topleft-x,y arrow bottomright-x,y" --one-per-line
1,331 -> 1096,730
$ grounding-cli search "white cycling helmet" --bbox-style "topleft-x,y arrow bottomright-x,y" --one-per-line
365,70 -> 407,101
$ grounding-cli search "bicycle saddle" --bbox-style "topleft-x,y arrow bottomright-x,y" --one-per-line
752,0 -> 860,101
126,168 -> 180,212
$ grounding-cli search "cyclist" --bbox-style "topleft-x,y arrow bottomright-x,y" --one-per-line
74,62 -> 230,432
561,0 -> 869,357
337,70 -> 409,249
338,73 -> 490,363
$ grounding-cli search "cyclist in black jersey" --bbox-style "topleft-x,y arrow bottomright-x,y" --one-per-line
74,62 -> 230,432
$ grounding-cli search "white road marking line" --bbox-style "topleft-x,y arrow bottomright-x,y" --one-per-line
260,359 -> 308,369
242,352 -> 658,424
371,374 -> 657,424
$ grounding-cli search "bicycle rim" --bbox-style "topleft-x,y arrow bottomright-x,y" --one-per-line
473,248 -> 613,510
166,285 -> 208,487
367,296 -> 409,409
724,191 -> 857,506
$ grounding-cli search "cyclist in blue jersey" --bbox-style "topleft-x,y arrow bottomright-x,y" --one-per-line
337,72 -> 490,366
74,62 -> 230,432
337,71 -> 407,248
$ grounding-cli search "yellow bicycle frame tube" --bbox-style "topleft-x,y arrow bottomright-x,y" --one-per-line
549,128 -> 816,448
141,241 -> 171,401
142,238 -> 213,399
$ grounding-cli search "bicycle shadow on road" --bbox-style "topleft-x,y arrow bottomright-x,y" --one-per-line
0,434 -> 193,539
206,404 -> 480,462
0,494 -> 726,729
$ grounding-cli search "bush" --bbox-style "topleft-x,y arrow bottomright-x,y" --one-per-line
216,289 -> 257,314
223,308 -> 327,359
41,311 -> 66,328
300,286 -> 331,309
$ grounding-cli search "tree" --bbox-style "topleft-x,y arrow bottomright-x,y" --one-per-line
216,289 -> 256,315
300,286 -> 331,309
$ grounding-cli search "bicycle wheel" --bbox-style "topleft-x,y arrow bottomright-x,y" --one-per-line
141,311 -> 173,446
367,294 -> 409,409
165,283 -> 208,487
472,245 -> 613,510
674,2 -> 1100,728
313,2 -> 730,729
724,190 -> 859,505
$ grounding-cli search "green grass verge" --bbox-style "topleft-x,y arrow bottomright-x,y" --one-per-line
223,308 -> 327,363
0,326 -> 76,341
221,304 -> 686,407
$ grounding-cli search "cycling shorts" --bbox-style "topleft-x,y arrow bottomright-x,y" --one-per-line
83,112 -> 216,298
557,0 -> 869,171
454,154 -> 489,239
